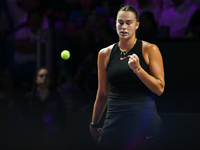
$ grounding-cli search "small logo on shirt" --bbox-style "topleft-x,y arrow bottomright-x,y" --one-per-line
120,56 -> 129,60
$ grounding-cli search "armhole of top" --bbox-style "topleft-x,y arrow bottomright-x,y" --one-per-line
106,43 -> 118,70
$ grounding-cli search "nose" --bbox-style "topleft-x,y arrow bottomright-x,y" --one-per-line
121,23 -> 127,30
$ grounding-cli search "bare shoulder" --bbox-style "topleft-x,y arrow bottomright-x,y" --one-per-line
98,43 -> 115,68
142,40 -> 162,64
99,44 -> 115,56
142,40 -> 160,53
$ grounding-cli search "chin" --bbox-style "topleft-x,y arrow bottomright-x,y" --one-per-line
40,84 -> 48,88
120,36 -> 129,39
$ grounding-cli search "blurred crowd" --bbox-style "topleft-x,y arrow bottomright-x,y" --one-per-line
0,0 -> 199,148
0,0 -> 200,113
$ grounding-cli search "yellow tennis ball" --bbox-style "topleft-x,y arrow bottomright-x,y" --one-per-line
61,50 -> 70,60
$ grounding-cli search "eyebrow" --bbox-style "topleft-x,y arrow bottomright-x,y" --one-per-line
118,19 -> 133,22
38,74 -> 49,76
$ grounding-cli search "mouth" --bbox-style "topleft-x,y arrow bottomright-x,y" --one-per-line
120,31 -> 128,35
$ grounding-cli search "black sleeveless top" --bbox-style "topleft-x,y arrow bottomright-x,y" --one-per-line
107,39 -> 154,102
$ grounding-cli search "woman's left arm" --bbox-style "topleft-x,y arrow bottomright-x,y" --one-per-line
128,43 -> 165,96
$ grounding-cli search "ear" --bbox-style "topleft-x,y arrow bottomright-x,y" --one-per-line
136,22 -> 140,30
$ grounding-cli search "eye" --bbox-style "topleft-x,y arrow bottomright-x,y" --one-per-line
39,75 -> 44,78
39,74 -> 49,78
126,21 -> 132,25
118,20 -> 124,25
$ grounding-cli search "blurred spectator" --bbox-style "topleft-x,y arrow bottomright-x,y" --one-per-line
43,0 -> 70,29
0,8 -> 10,147
125,0 -> 161,22
0,9 -> 10,70
0,0 -> 10,14
98,0 -> 124,18
81,6 -> 117,54
21,67 -> 67,149
3,9 -> 46,108
158,0 -> 198,38
6,0 -> 49,30
71,52 -> 98,112
63,7 -> 117,112
186,0 -> 200,7
125,0 -> 137,7
186,9 -> 200,38
66,0 -> 95,45
160,0 -> 173,10
44,0 -> 78,74
65,0 -> 95,75
137,11 -> 159,41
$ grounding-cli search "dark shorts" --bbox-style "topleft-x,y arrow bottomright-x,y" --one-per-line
99,99 -> 164,149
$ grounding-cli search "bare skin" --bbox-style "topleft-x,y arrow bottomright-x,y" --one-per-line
90,9 -> 165,145
36,68 -> 51,101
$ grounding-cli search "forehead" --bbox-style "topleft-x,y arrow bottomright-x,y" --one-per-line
38,69 -> 48,75
117,11 -> 136,21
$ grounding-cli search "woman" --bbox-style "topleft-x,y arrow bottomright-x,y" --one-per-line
22,68 -> 67,148
90,5 -> 165,150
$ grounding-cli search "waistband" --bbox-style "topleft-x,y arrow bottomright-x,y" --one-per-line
107,97 -> 156,115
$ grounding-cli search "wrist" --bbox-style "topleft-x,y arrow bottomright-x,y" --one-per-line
89,122 -> 99,128
133,66 -> 141,73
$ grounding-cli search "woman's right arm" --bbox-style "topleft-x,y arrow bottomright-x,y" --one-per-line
90,47 -> 110,141
91,48 -> 109,125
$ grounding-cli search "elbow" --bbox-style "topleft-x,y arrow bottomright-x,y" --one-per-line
96,91 -> 109,102
156,90 -> 164,96
98,93 -> 109,101
156,85 -> 165,96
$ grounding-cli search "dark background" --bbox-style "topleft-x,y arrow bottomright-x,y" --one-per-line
0,0 -> 200,149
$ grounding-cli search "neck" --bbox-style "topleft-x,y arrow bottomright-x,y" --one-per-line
37,87 -> 49,101
119,37 -> 137,51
